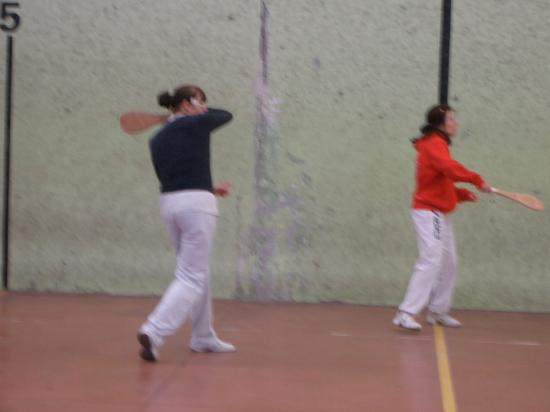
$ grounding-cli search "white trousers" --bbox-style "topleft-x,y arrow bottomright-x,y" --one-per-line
399,209 -> 458,316
141,191 -> 219,347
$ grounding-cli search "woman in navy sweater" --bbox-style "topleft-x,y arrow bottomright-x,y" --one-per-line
137,85 -> 234,362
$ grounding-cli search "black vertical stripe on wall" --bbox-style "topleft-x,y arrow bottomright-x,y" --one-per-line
439,0 -> 453,104
2,35 -> 13,289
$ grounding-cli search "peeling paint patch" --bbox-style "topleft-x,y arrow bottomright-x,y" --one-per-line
233,195 -> 248,300
242,1 -> 314,302
287,151 -> 306,165
249,1 -> 279,301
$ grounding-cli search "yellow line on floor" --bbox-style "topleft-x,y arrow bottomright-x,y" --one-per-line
434,324 -> 458,412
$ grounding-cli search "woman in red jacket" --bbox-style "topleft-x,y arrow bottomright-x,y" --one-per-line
393,104 -> 491,331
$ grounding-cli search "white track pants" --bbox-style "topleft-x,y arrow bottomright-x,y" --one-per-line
398,209 -> 458,316
141,191 -> 219,347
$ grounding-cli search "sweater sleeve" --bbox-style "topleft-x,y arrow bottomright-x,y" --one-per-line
197,108 -> 233,132
424,138 -> 485,187
456,187 -> 475,202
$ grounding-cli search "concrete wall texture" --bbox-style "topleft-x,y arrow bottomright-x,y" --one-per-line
1,0 -> 549,311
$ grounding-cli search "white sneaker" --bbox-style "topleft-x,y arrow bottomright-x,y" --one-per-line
427,312 -> 462,328
137,332 -> 159,362
190,337 -> 236,353
392,311 -> 422,331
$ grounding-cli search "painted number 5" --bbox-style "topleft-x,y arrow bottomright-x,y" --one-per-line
0,2 -> 20,33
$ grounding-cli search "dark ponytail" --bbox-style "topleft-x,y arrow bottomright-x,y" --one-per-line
158,92 -> 174,109
157,85 -> 207,112
412,104 -> 453,145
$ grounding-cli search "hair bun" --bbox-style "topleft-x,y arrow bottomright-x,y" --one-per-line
158,92 -> 174,109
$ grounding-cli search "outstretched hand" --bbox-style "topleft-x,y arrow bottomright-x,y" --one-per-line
478,182 -> 492,193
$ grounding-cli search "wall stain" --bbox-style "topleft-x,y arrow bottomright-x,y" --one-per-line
237,1 -> 313,302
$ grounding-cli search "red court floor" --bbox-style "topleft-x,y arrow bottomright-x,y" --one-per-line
1,292 -> 549,412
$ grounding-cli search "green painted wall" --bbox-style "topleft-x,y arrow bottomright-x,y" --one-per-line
2,0 -> 549,311
450,0 -> 550,310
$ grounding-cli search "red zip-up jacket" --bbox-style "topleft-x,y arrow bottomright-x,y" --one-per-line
412,131 -> 485,213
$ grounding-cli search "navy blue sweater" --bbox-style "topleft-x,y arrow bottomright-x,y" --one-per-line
149,109 -> 233,193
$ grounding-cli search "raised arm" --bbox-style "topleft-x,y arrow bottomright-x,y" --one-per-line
197,108 -> 233,132
424,138 -> 485,188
